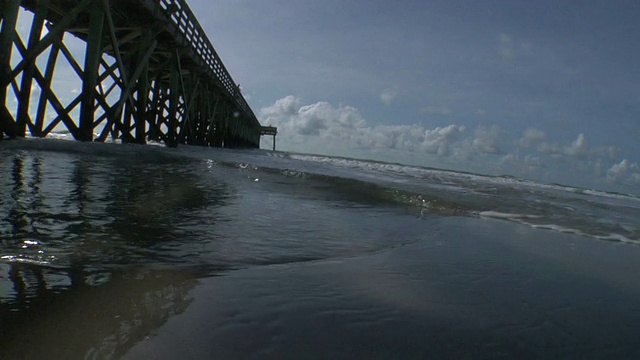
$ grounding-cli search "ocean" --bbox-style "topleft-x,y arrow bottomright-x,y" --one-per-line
1,137 -> 639,359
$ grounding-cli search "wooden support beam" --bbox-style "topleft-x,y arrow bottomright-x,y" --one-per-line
134,30 -> 153,144
79,0 -> 105,141
178,73 -> 200,144
55,35 -> 85,80
208,95 -> 220,146
3,0 -> 262,148
9,0 -> 93,80
41,95 -> 81,135
167,55 -> 180,147
17,0 -> 51,137
32,69 -> 80,136
96,37 -> 157,142
34,38 -> 61,136
0,0 -> 20,138
148,77 -> 163,141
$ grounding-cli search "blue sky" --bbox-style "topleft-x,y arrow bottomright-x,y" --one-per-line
8,1 -> 640,194
187,0 -> 640,193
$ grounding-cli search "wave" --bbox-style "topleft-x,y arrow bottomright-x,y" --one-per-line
479,212 -> 639,245
3,137 -> 639,245
290,153 -> 640,203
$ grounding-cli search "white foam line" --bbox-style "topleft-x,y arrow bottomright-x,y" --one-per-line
479,211 -> 543,220
479,215 -> 640,245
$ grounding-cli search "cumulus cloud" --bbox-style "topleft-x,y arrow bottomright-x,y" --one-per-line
261,95 -> 299,121
535,132 -> 601,160
607,159 -> 640,184
260,96 -> 465,157
564,133 -> 589,157
379,88 -> 397,105
295,102 -> 331,135
259,96 -> 639,194
421,125 -> 466,155
473,125 -> 503,154
517,128 -> 547,148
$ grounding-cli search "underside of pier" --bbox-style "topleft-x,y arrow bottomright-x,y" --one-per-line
0,0 -> 263,148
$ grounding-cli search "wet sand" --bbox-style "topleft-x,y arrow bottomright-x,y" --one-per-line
123,218 -> 640,359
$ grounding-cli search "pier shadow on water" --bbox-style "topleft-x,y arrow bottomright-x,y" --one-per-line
0,148 -> 232,359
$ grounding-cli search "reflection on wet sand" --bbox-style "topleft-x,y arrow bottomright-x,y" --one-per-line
0,265 -> 199,359
0,149 -> 231,359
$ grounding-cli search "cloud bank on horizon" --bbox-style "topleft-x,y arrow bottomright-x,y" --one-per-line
258,95 -> 638,193
190,0 -> 640,194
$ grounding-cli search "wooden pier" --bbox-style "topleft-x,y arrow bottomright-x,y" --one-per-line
260,126 -> 277,151
0,0 -> 275,148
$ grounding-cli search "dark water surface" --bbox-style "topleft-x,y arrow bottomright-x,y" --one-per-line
1,139 -> 639,359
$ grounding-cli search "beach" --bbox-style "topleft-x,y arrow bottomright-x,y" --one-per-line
1,139 -> 639,359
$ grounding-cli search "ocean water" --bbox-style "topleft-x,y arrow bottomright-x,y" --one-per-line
1,138 -> 639,359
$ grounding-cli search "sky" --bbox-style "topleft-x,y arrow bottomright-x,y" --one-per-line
8,1 -> 640,194
185,0 -> 640,194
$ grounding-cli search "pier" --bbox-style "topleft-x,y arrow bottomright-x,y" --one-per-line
0,0 -> 275,148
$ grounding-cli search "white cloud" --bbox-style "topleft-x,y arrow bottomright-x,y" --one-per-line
260,96 -> 464,157
498,33 -> 515,62
421,124 -> 466,155
535,132 -> 608,161
564,133 -> 589,157
473,125 -> 503,154
379,88 -> 397,105
517,128 -> 546,148
607,159 -> 640,184
261,95 -> 299,120
295,102 -> 331,136
259,96 -> 640,194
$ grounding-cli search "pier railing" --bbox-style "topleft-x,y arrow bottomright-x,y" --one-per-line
146,0 -> 256,120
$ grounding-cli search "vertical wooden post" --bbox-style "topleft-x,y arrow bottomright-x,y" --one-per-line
167,56 -> 180,147
17,0 -> 50,137
0,0 -> 21,138
135,30 -> 152,144
148,77 -> 162,141
79,0 -> 104,141
207,95 -> 219,146
34,26 -> 62,136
